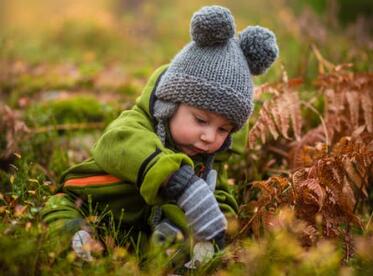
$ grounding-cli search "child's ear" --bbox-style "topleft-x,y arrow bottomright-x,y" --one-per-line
238,26 -> 279,75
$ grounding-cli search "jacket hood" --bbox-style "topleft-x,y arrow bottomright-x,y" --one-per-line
135,65 -> 169,122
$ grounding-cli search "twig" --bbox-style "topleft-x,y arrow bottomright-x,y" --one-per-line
343,224 -> 352,264
300,100 -> 330,148
267,145 -> 289,159
31,122 -> 106,134
365,210 -> 373,234
266,168 -> 291,175
311,44 -> 335,74
233,209 -> 260,240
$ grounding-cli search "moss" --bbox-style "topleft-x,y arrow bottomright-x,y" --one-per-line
116,82 -> 140,97
48,147 -> 69,177
25,95 -> 120,126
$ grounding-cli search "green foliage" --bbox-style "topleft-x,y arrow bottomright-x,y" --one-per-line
338,0 -> 373,25
48,147 -> 70,178
25,95 -> 120,126
0,222 -> 48,276
222,230 -> 343,275
0,0 -> 372,274
49,21 -> 122,59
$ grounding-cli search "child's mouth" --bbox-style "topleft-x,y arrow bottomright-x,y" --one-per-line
178,144 -> 207,155
189,145 -> 207,154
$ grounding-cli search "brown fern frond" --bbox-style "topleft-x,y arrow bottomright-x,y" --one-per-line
284,90 -> 302,141
315,66 -> 373,142
360,87 -> 373,133
295,178 -> 325,212
343,156 -> 365,196
292,169 -> 308,186
249,77 -> 303,148
334,134 -> 373,200
346,90 -> 360,128
262,105 -> 279,140
252,132 -> 371,244
240,176 -> 294,237
277,94 -> 291,139
293,142 -> 328,170
300,223 -> 320,247
288,126 -> 327,169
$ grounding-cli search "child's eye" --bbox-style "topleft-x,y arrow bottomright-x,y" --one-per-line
218,127 -> 230,133
194,116 -> 207,124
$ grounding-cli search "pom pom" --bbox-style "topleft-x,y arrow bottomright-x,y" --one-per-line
190,6 -> 235,46
239,26 -> 279,75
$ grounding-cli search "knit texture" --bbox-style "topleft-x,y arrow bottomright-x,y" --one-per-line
153,99 -> 178,144
163,165 -> 227,241
156,39 -> 253,130
151,218 -> 183,244
162,165 -> 197,199
177,178 -> 227,240
155,5 -> 279,130
205,168 -> 217,192
239,26 -> 279,75
190,5 -> 235,46
154,167 -> 225,247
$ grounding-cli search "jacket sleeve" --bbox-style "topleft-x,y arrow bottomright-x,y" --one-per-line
91,105 -> 193,206
40,193 -> 88,253
41,193 -> 87,233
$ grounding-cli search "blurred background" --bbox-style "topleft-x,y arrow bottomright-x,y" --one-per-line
0,3 -> 372,273
1,0 -> 372,77
0,0 -> 372,170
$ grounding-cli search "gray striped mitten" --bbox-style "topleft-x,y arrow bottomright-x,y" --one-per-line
151,218 -> 184,244
163,165 -> 227,241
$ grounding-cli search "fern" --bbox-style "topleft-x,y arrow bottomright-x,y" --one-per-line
242,60 -> 373,256
249,62 -> 372,151
242,133 -> 372,254
249,75 -> 303,147
316,66 -> 373,142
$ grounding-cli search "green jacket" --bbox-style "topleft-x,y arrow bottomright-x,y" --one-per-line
41,65 -> 248,240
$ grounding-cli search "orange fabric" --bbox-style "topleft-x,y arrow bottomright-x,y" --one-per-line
64,175 -> 122,187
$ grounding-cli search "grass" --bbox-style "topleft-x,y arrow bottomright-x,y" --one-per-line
0,0 -> 372,274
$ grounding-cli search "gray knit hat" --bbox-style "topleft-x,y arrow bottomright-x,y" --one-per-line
155,5 -> 279,131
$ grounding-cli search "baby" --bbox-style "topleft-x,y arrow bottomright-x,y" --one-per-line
41,5 -> 279,264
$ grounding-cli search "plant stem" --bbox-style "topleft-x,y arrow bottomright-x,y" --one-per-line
32,122 -> 105,134
365,210 -> 373,234
300,100 -> 330,148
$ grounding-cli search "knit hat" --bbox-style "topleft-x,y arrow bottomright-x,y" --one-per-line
154,5 -> 279,133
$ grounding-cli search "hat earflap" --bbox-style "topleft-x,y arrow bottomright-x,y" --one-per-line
190,5 -> 235,46
153,99 -> 178,145
238,26 -> 279,75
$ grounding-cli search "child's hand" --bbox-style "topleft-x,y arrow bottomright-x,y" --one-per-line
164,165 -> 227,241
205,169 -> 217,192
71,230 -> 103,262
184,241 -> 215,269
151,218 -> 184,245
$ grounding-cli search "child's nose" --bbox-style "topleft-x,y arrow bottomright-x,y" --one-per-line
200,127 -> 216,143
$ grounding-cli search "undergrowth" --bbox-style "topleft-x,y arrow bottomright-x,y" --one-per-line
1,53 -> 372,275
0,1 -> 372,274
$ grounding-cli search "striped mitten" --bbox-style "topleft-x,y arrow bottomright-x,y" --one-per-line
151,218 -> 184,244
71,230 -> 94,262
163,165 -> 227,241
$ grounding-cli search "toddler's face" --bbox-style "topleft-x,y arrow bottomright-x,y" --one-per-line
169,104 -> 233,156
